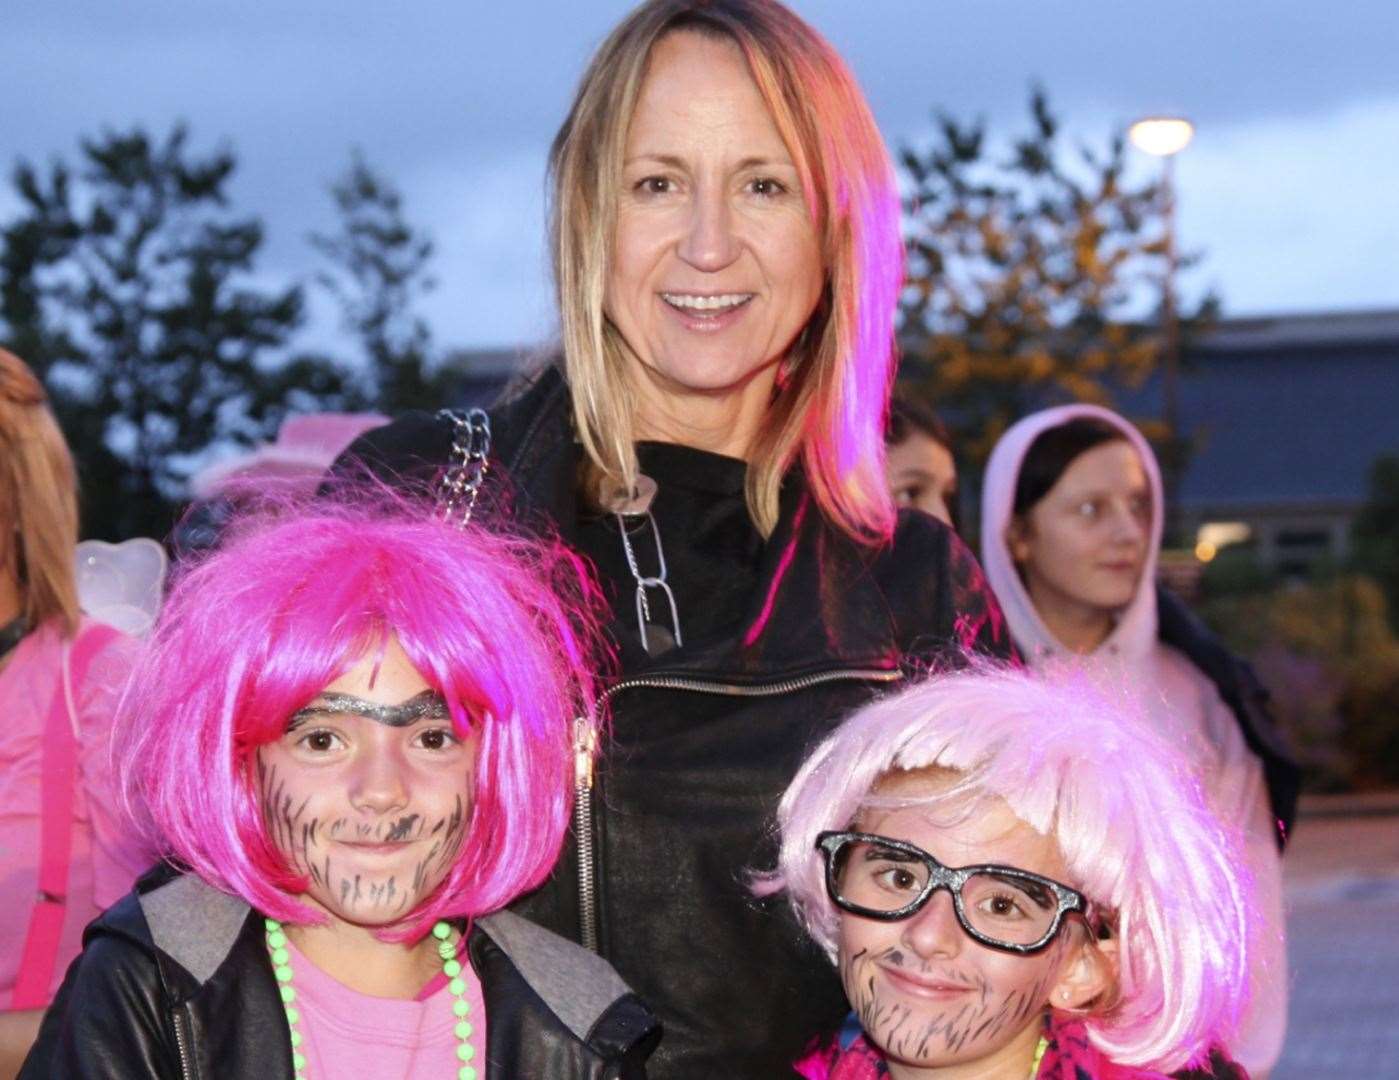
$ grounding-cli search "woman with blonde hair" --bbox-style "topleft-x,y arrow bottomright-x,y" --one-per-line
0,349 -> 151,1077
336,2 -> 1008,1075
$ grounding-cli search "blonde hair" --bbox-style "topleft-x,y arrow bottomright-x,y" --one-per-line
549,0 -> 901,543
0,349 -> 81,636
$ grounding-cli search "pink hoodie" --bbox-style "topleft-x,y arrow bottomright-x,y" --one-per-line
978,404 -> 1286,1074
0,619 -> 153,1008
794,1015 -> 1201,1079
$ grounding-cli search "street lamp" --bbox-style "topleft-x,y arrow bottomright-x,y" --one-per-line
1129,115 -> 1194,543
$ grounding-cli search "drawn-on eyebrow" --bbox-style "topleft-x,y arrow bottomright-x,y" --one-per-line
287,690 -> 450,730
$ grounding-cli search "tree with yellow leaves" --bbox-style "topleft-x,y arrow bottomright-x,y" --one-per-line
897,88 -> 1214,487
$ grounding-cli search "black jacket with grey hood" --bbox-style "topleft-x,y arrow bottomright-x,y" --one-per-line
21,867 -> 659,1079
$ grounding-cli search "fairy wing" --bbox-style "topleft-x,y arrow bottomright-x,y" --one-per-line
74,538 -> 169,637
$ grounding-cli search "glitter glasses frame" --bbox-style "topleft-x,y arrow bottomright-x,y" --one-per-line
815,830 -> 1088,956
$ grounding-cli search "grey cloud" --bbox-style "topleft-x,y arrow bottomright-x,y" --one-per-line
4,1 -> 1396,346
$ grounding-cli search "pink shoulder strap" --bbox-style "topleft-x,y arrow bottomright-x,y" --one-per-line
10,622 -> 123,1010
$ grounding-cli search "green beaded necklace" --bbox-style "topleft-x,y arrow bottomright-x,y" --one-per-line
1028,1034 -> 1049,1078
263,917 -> 479,1080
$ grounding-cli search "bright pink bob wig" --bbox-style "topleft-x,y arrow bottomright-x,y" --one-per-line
764,662 -> 1252,1072
117,497 -> 604,939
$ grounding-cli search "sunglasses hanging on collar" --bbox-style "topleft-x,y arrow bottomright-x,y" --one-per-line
605,475 -> 682,658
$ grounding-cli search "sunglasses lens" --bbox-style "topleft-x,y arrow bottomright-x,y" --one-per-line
961,871 -> 1059,946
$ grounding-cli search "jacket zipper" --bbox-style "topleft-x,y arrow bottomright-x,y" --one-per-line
172,1003 -> 195,1080
570,666 -> 902,952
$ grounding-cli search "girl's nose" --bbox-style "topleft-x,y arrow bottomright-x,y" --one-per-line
1109,500 -> 1148,545
677,185 -> 740,272
348,747 -> 410,817
900,889 -> 964,962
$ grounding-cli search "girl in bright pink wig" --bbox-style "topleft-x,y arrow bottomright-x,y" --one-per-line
21,501 -> 659,1080
764,663 -> 1254,1080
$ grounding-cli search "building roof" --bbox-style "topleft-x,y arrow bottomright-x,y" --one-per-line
1125,309 -> 1399,511
446,311 -> 1399,515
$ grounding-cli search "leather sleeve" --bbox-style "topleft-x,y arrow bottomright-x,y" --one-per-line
589,992 -> 662,1079
885,510 -> 1017,667
19,934 -> 179,1079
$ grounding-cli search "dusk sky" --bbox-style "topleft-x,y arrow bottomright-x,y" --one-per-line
7,1 -> 1398,354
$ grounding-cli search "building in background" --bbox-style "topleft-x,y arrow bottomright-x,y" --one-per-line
1160,309 -> 1399,576
445,315 -> 1399,579
439,346 -> 529,408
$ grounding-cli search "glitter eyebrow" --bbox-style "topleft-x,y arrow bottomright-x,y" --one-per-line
288,690 -> 451,729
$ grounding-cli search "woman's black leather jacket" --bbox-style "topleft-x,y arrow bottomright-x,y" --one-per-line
332,367 -> 1012,1079
21,867 -> 659,1079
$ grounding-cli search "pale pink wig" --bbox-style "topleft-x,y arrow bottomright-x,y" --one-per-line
117,498 -> 604,940
766,663 -> 1251,1072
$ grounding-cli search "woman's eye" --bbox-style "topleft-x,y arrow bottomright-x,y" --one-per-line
297,729 -> 342,753
414,727 -> 458,752
1075,500 -> 1100,520
895,484 -> 920,507
749,177 -> 787,197
635,176 -> 672,195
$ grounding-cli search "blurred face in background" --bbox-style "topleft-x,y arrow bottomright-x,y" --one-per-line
1007,439 -> 1152,643
605,30 -> 824,440
886,430 -> 957,528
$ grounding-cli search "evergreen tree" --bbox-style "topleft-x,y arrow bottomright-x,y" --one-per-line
311,151 -> 451,414
897,89 -> 1213,480
0,125 -> 358,539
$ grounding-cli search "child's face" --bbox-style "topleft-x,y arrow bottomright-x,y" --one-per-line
836,772 -> 1088,1076
257,635 -> 476,927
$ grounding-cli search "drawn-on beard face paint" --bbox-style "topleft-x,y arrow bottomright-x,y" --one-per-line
257,636 -> 476,928
836,772 -> 1085,1077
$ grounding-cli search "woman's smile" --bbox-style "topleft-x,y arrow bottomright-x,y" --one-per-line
658,290 -> 756,333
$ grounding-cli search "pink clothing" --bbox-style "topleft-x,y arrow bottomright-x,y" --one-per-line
979,404 -> 1287,1073
794,1015 -> 1187,1079
286,936 -> 487,1078
0,618 -> 151,1008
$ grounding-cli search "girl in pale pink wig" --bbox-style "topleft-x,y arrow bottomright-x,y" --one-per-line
765,664 -> 1252,1080
21,502 -> 658,1080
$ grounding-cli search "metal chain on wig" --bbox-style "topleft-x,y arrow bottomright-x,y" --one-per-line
435,408 -> 492,529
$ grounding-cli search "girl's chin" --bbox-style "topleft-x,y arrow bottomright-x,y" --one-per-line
297,892 -> 427,931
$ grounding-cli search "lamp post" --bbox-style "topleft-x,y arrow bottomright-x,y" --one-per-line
1129,116 -> 1194,543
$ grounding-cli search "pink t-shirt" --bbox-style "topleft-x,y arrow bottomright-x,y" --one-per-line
285,936 -> 488,1078
0,619 -> 153,1008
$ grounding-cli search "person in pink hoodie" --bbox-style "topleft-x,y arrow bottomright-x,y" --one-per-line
0,349 -> 150,1078
764,664 -> 1252,1080
978,405 -> 1297,1076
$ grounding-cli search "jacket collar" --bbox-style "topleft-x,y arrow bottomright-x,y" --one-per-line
489,365 -> 905,681
112,872 -> 656,1078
